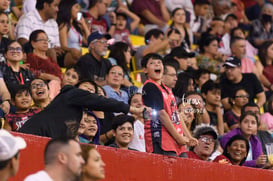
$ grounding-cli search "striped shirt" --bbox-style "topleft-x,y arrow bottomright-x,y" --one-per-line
15,9 -> 60,48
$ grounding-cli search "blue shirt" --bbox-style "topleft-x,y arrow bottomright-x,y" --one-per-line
103,85 -> 129,104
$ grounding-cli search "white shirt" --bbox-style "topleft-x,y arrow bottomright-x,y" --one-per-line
15,9 -> 60,48
24,170 -> 53,181
129,120 -> 145,152
22,0 -> 36,14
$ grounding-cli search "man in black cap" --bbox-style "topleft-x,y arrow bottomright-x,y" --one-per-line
75,31 -> 112,86
220,56 -> 265,110
170,46 -> 196,74
187,125 -> 219,161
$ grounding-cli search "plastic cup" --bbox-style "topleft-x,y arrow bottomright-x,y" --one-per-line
265,143 -> 273,164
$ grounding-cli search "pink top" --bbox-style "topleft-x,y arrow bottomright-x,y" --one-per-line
241,57 -> 255,74
261,112 -> 273,130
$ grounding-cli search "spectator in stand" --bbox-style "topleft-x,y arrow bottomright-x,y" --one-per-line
75,31 -> 111,86
201,80 -> 224,135
61,66 -> 81,87
80,144 -> 106,181
103,65 -> 129,104
197,34 -> 225,76
141,53 -> 198,157
220,111 -> 267,168
27,30 -> 62,99
4,85 -> 40,131
242,102 -> 273,155
0,0 -> 9,12
166,28 -> 183,50
230,27 -> 257,59
108,6 -> 140,46
0,74 -> 11,117
250,4 -> 273,48
258,40 -> 273,87
211,0 -> 232,20
178,102 -> 195,135
0,12 -> 10,62
109,114 -> 136,150
83,0 -> 109,34
165,0 -> 195,27
162,63 -> 178,90
0,40 -> 34,92
78,110 -> 100,145
261,95 -> 273,131
230,36 -> 273,91
135,29 -> 168,70
192,0 -> 210,44
0,129 -> 26,181
131,0 -> 169,34
220,56 -> 266,110
194,69 -> 210,93
209,18 -> 225,39
184,91 -> 210,131
30,78 -> 51,110
173,72 -> 195,103
24,137 -> 85,181
169,46 -> 196,74
19,80 -> 146,138
218,14 -> 239,56
108,41 -> 133,87
214,134 -> 249,166
230,0 -> 249,24
15,0 -> 65,64
169,8 -> 192,50
128,93 -> 145,152
56,0 -> 90,67
75,112 -> 88,143
187,125 -> 220,161
224,87 -> 249,131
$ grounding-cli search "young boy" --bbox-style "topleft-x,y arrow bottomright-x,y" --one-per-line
61,66 -> 81,87
201,80 -> 224,135
5,85 -> 40,131
141,53 -> 198,157
109,114 -> 135,150
194,69 -> 210,93
109,6 -> 140,46
192,0 -> 210,44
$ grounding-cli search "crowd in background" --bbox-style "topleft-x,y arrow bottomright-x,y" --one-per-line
0,0 -> 273,177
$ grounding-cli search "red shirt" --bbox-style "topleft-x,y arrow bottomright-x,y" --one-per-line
84,12 -> 107,34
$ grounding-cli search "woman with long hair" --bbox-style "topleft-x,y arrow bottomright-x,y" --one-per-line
169,8 -> 191,50
56,0 -> 90,67
108,41 -> 133,87
258,40 -> 273,85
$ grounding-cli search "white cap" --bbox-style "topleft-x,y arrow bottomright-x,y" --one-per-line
0,130 -> 26,161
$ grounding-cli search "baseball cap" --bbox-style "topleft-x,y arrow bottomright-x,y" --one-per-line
193,125 -> 218,139
87,31 -> 111,45
0,130 -> 26,161
223,56 -> 241,67
170,46 -> 196,59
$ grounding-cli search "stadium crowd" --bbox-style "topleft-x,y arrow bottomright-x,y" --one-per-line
1,0 -> 273,179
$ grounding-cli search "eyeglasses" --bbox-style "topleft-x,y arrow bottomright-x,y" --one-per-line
8,47 -> 22,52
92,39 -> 108,44
235,95 -> 249,99
109,71 -> 123,77
35,39 -> 50,43
31,82 -> 46,89
200,136 -> 215,144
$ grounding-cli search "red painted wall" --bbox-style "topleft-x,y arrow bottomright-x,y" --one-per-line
8,132 -> 273,181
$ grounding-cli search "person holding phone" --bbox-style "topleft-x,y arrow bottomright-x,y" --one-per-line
56,0 -> 90,67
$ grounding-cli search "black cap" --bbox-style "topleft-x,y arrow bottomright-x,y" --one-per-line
87,31 -> 111,45
223,56 -> 241,67
170,46 -> 195,59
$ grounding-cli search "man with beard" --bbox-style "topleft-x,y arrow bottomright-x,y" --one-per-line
75,31 -> 112,86
24,137 -> 85,181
